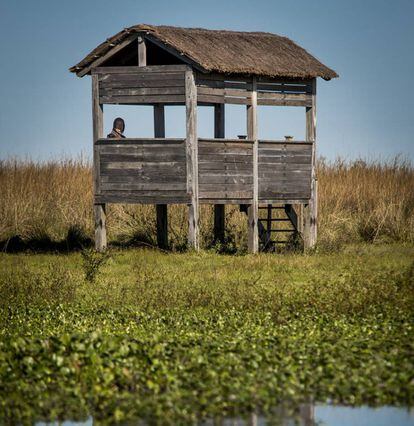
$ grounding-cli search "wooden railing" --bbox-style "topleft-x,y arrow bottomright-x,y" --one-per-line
94,138 -> 313,205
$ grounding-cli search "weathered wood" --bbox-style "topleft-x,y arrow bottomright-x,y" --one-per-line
100,94 -> 186,105
247,77 -> 259,253
199,190 -> 252,199
138,35 -> 146,66
78,35 -> 137,77
92,74 -> 106,251
304,78 -> 317,249
93,65 -> 189,74
213,103 -> 226,244
156,204 -> 168,249
96,193 -> 190,205
96,137 -> 185,145
100,87 -> 186,96
94,204 -> 107,251
186,68 -> 199,250
154,103 -> 168,250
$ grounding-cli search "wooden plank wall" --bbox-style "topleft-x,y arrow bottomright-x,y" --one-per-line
198,139 -> 254,203
93,65 -> 188,105
258,141 -> 313,201
94,138 -> 189,204
196,72 -> 312,107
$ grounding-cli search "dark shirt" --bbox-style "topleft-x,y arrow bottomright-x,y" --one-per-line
107,129 -> 125,139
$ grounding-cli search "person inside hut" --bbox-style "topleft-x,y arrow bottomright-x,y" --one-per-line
107,117 -> 126,139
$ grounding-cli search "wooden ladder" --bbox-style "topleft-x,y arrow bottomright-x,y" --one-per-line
240,204 -> 300,251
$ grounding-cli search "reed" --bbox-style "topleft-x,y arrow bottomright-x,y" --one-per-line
1,156 -> 413,250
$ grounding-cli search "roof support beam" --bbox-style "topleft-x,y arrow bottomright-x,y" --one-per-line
145,33 -> 208,73
78,34 -> 137,77
138,35 -> 147,66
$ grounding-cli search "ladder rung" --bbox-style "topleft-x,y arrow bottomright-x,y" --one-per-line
258,206 -> 285,209
258,218 -> 291,222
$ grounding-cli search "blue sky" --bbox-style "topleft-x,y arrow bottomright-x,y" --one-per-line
0,0 -> 413,161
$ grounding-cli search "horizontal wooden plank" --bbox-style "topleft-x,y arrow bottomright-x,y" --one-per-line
96,138 -> 185,145
101,162 -> 186,172
259,192 -> 311,199
197,80 -> 252,90
93,65 -> 189,74
197,94 -> 252,105
197,87 -> 251,98
259,157 -> 312,165
199,191 -> 253,199
101,175 -> 186,184
257,98 -> 311,107
257,83 -> 310,93
199,138 -> 254,144
100,72 -> 185,82
199,175 -> 253,185
100,94 -> 186,104
101,182 -> 187,191
99,87 -> 186,97
198,162 -> 253,171
95,193 -> 190,205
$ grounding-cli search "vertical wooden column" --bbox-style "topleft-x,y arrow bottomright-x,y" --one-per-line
137,35 -> 146,66
247,77 -> 259,253
213,104 -> 225,244
154,104 -> 168,249
92,74 -> 106,251
185,68 -> 199,250
304,78 -> 317,249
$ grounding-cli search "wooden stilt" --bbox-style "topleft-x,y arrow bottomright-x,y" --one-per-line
213,103 -> 225,244
94,204 -> 107,251
304,78 -> 317,249
154,104 -> 168,249
247,77 -> 258,253
185,68 -> 199,250
92,74 -> 106,251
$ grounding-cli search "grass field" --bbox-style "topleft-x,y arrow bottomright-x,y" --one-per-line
1,244 -> 413,423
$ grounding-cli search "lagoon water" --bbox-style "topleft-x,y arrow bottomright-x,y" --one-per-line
37,405 -> 414,425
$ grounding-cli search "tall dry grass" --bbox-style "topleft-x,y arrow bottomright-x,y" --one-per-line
0,156 -> 413,250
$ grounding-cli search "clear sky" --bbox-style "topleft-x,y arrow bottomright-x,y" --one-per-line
0,0 -> 413,161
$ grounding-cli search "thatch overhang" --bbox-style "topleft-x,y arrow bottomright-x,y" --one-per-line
70,24 -> 338,80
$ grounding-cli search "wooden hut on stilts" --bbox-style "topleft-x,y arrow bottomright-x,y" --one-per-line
69,24 -> 338,253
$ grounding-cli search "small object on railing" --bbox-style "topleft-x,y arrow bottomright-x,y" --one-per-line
238,135 -> 247,140
284,135 -> 294,141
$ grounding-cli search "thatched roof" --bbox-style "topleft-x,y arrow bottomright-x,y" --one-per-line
70,24 -> 338,80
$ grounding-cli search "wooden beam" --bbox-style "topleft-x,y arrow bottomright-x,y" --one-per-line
213,104 -> 225,244
92,74 -> 107,251
154,103 -> 168,249
304,78 -> 317,249
78,35 -> 137,77
145,34 -> 207,73
138,35 -> 147,66
185,68 -> 199,250
247,77 -> 259,253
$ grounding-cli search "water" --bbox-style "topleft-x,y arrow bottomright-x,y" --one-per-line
36,405 -> 414,425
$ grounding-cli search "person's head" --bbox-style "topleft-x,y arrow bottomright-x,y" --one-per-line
113,117 -> 125,133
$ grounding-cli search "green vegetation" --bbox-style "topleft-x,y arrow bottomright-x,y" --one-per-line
1,244 -> 413,424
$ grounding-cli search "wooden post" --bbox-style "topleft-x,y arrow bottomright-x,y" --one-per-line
247,77 -> 259,253
304,78 -> 317,249
154,104 -> 168,249
185,68 -> 199,250
213,104 -> 225,244
137,35 -> 146,66
92,74 -> 106,251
